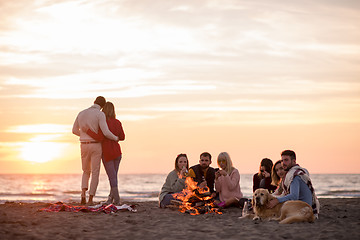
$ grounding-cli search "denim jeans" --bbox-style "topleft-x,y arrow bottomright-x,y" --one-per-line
102,155 -> 122,188
160,193 -> 175,208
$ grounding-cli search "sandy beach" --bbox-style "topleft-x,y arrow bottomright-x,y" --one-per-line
0,198 -> 359,240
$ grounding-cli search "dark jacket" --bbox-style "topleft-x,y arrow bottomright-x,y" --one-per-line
190,164 -> 216,193
252,173 -> 277,193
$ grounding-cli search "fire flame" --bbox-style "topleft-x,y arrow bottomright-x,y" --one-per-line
173,177 -> 222,215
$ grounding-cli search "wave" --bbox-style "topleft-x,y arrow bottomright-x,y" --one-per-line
123,190 -> 159,197
63,191 -> 82,194
318,190 -> 360,197
0,174 -> 359,202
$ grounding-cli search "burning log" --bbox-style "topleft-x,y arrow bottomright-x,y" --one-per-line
172,177 -> 222,215
169,200 -> 183,206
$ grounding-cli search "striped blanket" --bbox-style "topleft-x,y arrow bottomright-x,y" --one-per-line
39,202 -> 137,214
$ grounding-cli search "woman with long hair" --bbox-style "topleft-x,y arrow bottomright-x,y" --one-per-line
159,153 -> 189,208
214,152 -> 243,208
271,159 -> 287,196
253,158 -> 277,193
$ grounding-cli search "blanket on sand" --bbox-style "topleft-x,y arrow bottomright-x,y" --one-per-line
39,202 -> 137,214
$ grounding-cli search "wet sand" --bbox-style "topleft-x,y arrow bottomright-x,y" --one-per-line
0,198 -> 359,240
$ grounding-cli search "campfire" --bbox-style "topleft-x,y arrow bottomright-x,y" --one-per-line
171,177 -> 222,215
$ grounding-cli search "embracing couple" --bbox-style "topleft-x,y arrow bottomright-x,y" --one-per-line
72,96 -> 125,206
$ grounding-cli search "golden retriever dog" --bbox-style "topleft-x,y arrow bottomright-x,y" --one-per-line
252,188 -> 315,224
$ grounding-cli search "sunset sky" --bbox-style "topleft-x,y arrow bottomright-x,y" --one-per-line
0,0 -> 359,174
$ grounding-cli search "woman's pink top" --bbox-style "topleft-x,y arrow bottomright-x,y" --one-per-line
215,168 -> 243,202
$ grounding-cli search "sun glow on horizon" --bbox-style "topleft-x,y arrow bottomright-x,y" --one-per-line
6,124 -> 71,164
20,141 -> 63,163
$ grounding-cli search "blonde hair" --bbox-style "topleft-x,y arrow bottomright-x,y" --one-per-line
217,152 -> 234,175
102,102 -> 116,119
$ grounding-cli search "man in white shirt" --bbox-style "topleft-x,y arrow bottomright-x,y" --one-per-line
72,96 -> 119,205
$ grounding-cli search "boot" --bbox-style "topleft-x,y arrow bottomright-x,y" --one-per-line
112,187 -> 121,206
105,189 -> 113,205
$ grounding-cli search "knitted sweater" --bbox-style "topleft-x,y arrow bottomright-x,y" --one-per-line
159,170 -> 186,203
215,168 -> 243,202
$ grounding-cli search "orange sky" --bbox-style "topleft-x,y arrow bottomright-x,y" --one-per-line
0,0 -> 359,174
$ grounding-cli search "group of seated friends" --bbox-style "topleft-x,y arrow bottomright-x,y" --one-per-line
159,150 -> 320,218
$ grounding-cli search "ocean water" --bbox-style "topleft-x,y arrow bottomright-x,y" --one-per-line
0,174 -> 359,204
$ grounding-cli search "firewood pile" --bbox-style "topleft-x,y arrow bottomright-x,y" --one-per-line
169,178 -> 222,215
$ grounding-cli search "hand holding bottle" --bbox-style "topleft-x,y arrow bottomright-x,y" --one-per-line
180,166 -> 188,178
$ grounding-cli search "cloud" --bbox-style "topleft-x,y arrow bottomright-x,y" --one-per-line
0,0 -> 359,126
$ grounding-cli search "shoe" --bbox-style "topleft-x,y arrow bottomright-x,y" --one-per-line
217,201 -> 226,208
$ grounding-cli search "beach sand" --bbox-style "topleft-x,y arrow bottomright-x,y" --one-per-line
0,198 -> 359,240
